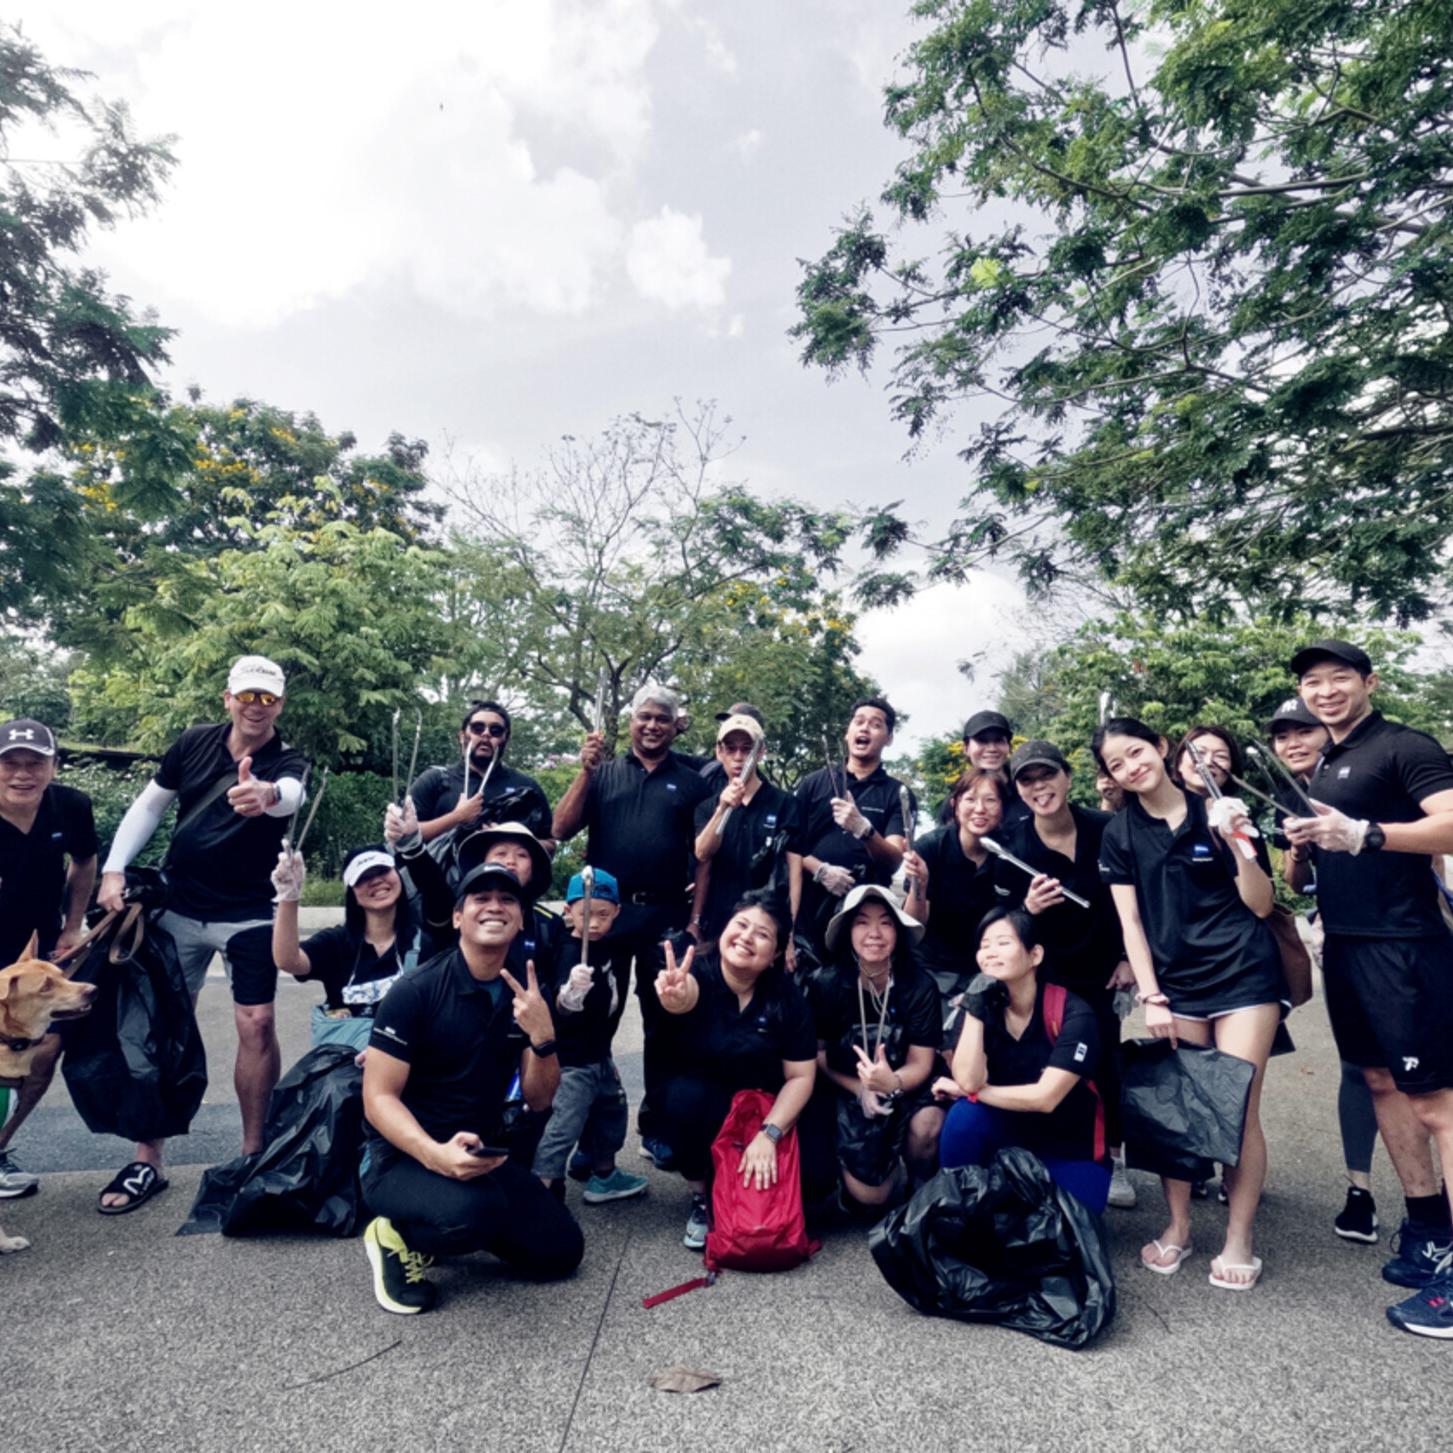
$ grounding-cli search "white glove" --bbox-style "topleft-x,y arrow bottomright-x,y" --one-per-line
858,1086 -> 891,1119
384,796 -> 422,854
814,863 -> 856,896
1207,796 -> 1260,838
558,960 -> 595,1013
271,848 -> 306,903
831,796 -> 872,838
1286,804 -> 1369,855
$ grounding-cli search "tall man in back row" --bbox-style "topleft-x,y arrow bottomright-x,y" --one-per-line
97,655 -> 308,1213
1283,640 -> 1453,1340
552,683 -> 712,1160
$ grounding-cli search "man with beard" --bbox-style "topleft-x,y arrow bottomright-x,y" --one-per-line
408,701 -> 553,855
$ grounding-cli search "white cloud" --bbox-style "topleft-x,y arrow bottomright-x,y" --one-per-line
625,206 -> 731,311
731,128 -> 764,160
689,16 -> 738,76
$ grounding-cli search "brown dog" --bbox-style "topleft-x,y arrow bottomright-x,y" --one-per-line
0,934 -> 96,1252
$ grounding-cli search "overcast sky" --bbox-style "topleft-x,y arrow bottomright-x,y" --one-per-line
17,1 -> 1092,747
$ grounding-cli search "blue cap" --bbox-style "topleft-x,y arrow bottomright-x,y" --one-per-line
567,867 -> 619,904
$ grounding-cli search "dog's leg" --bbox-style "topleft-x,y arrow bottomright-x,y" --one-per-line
0,1226 -> 30,1253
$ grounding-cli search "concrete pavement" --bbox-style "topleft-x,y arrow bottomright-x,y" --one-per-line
4,919 -> 1450,1452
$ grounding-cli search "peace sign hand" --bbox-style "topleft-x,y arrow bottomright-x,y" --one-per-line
654,940 -> 696,1013
499,960 -> 554,1043
853,1042 -> 897,1095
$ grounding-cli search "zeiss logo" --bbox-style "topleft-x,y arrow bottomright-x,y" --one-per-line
1191,842 -> 1213,859
665,783 -> 677,792
765,814 -> 777,827
1338,767 -> 1352,779
1073,1042 -> 1088,1063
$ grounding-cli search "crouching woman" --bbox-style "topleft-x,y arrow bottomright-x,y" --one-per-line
935,908 -> 1110,1215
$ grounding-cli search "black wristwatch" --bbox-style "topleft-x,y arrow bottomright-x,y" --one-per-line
1362,823 -> 1386,854
762,1124 -> 784,1145
529,1038 -> 558,1058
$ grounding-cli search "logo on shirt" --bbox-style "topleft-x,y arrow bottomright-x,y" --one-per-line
1191,841 -> 1214,860
374,1023 -> 407,1046
764,814 -> 777,827
1338,766 -> 1352,779
1073,1042 -> 1088,1063
666,783 -> 678,792
1404,1056 -> 1421,1073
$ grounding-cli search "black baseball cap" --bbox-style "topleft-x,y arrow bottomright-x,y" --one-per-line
1265,697 -> 1323,732
963,710 -> 1012,741
1008,739 -> 1070,780
715,701 -> 765,726
0,719 -> 57,758
454,862 -> 525,907
1289,639 -> 1373,677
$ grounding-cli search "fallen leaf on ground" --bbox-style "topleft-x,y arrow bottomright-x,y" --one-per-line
650,1366 -> 722,1394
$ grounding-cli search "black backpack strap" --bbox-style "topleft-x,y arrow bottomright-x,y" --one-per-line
175,768 -> 244,837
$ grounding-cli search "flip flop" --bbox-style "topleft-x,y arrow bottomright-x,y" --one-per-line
1141,1239 -> 1193,1275
1209,1255 -> 1263,1291
97,1161 -> 169,1215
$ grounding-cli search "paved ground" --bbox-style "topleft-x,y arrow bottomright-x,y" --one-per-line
5,913 -> 1451,1452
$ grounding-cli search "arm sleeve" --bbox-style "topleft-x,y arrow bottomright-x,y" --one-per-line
905,975 -> 944,1049
264,776 -> 305,818
408,767 -> 446,820
67,791 -> 100,861
396,844 -> 456,931
1096,817 -> 1134,886
367,975 -> 426,1062
1398,732 -> 1453,806
779,979 -> 819,1061
1046,997 -> 1101,1078
101,780 -> 178,873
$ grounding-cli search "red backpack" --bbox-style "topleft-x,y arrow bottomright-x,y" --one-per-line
1042,982 -> 1107,1162
705,1089 -> 816,1273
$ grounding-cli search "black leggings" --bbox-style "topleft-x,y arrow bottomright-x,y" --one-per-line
363,1155 -> 584,1279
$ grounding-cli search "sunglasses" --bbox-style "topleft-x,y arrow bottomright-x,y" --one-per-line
467,721 -> 507,738
233,690 -> 280,707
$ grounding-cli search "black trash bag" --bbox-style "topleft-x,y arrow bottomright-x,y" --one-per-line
1119,1039 -> 1256,1181
61,910 -> 207,1142
869,1147 -> 1116,1349
178,1045 -> 365,1237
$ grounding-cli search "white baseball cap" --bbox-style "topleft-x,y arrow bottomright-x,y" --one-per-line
227,655 -> 286,697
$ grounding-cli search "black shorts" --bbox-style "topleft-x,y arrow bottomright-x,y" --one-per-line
1322,933 -> 1453,1094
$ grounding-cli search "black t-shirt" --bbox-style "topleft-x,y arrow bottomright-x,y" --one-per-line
793,763 -> 914,945
299,923 -> 425,1014
1098,792 -> 1281,1000
551,929 -> 635,1067
806,959 -> 942,1077
407,759 -> 553,843
155,724 -> 308,920
366,948 -> 549,1161
505,904 -> 568,1003
994,807 -> 1125,997
910,826 -> 1003,985
673,749 -> 711,772
1307,712 -> 1453,938
661,953 -> 817,1092
0,783 -> 98,961
580,751 -> 713,901
692,780 -> 800,938
980,985 -> 1104,1162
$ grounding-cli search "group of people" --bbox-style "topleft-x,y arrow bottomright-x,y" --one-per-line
2,638 -> 1451,1340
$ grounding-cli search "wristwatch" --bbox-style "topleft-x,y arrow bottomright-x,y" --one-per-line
529,1038 -> 558,1058
762,1124 -> 784,1145
1362,823 -> 1386,853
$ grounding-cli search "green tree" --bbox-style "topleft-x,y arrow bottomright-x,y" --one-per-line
0,25 -> 188,620
794,0 -> 1453,623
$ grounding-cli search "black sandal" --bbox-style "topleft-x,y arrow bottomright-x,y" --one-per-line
97,1161 -> 169,1215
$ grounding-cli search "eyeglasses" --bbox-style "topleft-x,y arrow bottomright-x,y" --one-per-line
233,691 -> 280,707
467,721 -> 507,738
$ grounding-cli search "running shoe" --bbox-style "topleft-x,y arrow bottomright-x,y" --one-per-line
639,1136 -> 678,1172
363,1216 -> 437,1314
1382,1219 -> 1453,1289
683,1194 -> 710,1251
583,1168 -> 648,1204
1334,1186 -> 1379,1244
1386,1255 -> 1453,1339
1107,1159 -> 1137,1210
0,1150 -> 39,1199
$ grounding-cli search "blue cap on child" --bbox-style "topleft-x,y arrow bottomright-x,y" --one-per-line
566,867 -> 620,904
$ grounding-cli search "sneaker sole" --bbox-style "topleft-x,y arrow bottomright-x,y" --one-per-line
682,1233 -> 706,1250
1107,1190 -> 1137,1209
583,1184 -> 648,1204
364,1232 -> 427,1315
1386,1309 -> 1453,1338
0,1182 -> 39,1200
1334,1225 -> 1380,1244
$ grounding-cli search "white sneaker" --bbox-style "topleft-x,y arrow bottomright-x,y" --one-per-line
1107,1159 -> 1137,1210
0,1150 -> 39,1199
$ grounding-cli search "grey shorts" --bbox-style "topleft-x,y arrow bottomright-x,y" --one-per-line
157,910 -> 277,1006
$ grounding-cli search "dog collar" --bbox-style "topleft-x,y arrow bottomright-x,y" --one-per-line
0,1034 -> 41,1053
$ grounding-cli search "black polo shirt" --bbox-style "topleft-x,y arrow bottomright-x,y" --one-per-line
910,826 -> 1003,984
155,723 -> 308,921
806,960 -> 942,1077
981,985 -> 1103,1162
581,751 -> 713,901
407,758 -> 552,842
366,948 -> 545,1160
1307,712 -> 1453,938
994,807 -> 1125,996
793,763 -> 914,941
0,783 -> 98,962
299,923 -> 425,1013
1098,791 -> 1280,1000
661,954 -> 817,1091
505,904 -> 568,999
692,780 -> 800,938
552,929 -> 635,1067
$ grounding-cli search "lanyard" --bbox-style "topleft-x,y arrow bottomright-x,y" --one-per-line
856,966 -> 892,1057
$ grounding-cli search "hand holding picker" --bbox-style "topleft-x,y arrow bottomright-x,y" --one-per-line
981,834 -> 1091,909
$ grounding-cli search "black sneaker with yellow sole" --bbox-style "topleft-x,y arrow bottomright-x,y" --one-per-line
364,1216 -> 437,1314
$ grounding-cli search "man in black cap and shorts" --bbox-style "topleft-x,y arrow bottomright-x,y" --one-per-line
1283,640 -> 1453,1338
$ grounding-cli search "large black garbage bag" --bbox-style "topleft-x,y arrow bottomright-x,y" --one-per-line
869,1148 -> 1116,1349
179,1045 -> 365,1237
1119,1039 -> 1255,1180
61,910 -> 207,1141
